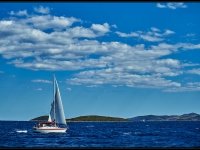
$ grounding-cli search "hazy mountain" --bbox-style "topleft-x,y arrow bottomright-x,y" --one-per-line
128,113 -> 200,121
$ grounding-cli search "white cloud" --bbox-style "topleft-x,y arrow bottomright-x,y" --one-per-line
156,3 -> 166,8
151,27 -> 160,32
187,82 -> 200,87
164,29 -> 175,35
156,3 -> 187,10
34,6 -> 50,14
68,69 -> 181,89
25,15 -> 80,30
164,82 -> 200,92
116,27 -> 175,42
32,79 -> 52,84
187,69 -> 200,75
65,41 -> 200,90
0,20 -> 13,26
186,33 -> 195,37
1,8 -> 200,92
140,34 -> 163,42
35,88 -> 43,91
115,31 -> 138,38
177,43 -> 200,50
66,26 -> 97,38
91,23 -> 110,34
111,24 -> 117,28
167,3 -> 187,9
86,85 -> 98,88
66,87 -> 72,91
10,10 -> 28,16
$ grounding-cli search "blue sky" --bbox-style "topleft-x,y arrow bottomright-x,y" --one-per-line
1,2 -> 200,121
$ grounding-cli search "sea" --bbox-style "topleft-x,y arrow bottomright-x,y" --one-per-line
0,121 -> 200,148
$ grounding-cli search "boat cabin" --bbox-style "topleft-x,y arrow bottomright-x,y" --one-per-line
37,121 -> 56,127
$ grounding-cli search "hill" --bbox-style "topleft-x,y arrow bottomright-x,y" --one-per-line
66,115 -> 127,121
129,113 -> 200,121
31,115 -> 128,122
31,115 -> 48,121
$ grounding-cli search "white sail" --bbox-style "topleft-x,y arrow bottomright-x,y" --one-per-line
50,101 -> 55,122
49,76 -> 66,125
48,114 -> 52,122
54,78 -> 66,125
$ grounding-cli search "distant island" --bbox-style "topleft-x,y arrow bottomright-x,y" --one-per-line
129,113 -> 200,121
31,115 -> 128,122
31,113 -> 200,122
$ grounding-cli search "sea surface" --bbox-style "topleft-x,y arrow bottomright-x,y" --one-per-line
0,121 -> 200,148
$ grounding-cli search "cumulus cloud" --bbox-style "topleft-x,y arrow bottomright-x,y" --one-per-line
32,79 -> 52,84
68,69 -> 181,89
116,27 -> 175,42
91,23 -> 110,35
34,6 -> 50,14
91,23 -> 109,32
66,41 -> 200,90
66,26 -> 98,38
0,7 -> 200,92
24,15 -> 80,30
156,3 -> 187,9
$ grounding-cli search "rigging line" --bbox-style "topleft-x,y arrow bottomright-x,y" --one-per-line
54,75 -> 56,126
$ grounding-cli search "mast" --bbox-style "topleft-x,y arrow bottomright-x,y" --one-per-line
53,74 -> 56,125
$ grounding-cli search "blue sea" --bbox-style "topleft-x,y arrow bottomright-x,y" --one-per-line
0,121 -> 200,148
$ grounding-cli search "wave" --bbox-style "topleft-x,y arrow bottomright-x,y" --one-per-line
123,132 -> 132,135
86,125 -> 94,128
16,130 -> 27,133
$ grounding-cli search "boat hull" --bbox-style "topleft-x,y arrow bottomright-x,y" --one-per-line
33,127 -> 67,133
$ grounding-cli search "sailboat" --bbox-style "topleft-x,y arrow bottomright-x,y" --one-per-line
33,75 -> 68,133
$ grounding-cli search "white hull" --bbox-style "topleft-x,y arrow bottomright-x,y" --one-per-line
33,126 -> 67,133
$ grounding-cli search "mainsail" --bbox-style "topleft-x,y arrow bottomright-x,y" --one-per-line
49,76 -> 66,125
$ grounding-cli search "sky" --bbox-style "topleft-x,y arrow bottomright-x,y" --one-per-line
0,2 -> 200,121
